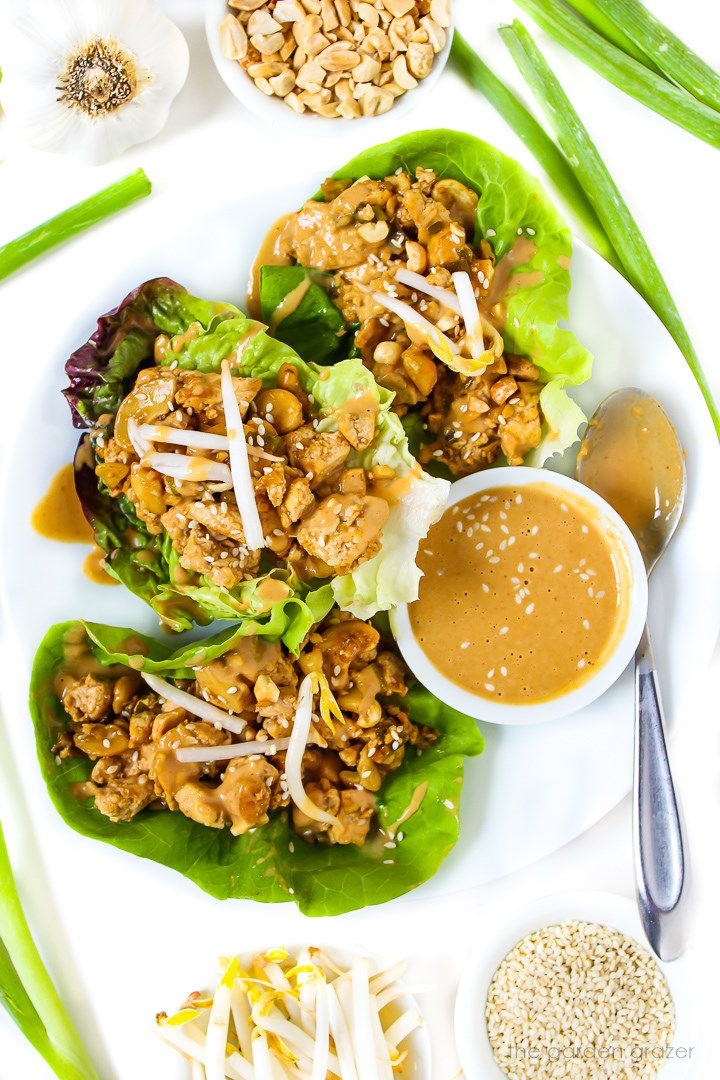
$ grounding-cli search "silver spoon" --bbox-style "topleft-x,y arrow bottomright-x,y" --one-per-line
577,388 -> 688,960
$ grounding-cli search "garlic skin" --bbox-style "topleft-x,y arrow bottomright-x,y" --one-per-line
0,0 -> 189,165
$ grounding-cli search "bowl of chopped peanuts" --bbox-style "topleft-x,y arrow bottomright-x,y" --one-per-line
206,0 -> 453,130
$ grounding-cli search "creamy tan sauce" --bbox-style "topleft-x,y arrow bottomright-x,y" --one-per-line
384,781 -> 429,839
32,464 -> 117,586
368,462 -> 422,506
154,594 -> 207,631
485,236 -> 539,313
82,547 -> 119,586
248,213 -> 296,319
32,464 -> 94,543
410,484 -> 632,704
268,277 -> 312,333
51,624 -> 134,702
576,392 -> 684,565
338,389 -> 379,422
256,577 -> 292,611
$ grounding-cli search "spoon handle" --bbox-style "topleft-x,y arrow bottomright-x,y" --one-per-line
634,621 -> 688,960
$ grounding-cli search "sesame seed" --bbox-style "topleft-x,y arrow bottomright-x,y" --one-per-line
525,603 -> 535,615
461,641 -> 471,649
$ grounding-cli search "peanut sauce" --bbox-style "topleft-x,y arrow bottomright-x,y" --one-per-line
268,276 -> 312,332
32,463 -> 118,586
410,484 -> 632,704
247,213 -> 295,319
576,391 -> 684,566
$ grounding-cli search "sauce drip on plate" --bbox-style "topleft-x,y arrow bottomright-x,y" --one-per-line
247,213 -> 295,319
32,463 -> 117,585
32,463 -> 93,543
410,484 -> 632,704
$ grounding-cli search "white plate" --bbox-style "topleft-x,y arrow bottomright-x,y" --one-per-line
455,892 -> 699,1080
1,185 -> 718,892
0,183 -> 718,1080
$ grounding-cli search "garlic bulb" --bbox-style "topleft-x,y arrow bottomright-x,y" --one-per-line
0,0 -> 189,165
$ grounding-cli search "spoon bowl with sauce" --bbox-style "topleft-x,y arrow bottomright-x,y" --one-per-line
391,466 -> 648,725
577,389 -> 689,962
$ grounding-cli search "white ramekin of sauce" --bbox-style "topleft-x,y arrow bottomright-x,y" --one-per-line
390,466 -> 648,724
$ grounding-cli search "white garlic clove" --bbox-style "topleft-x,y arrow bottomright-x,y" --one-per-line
0,0 -> 189,166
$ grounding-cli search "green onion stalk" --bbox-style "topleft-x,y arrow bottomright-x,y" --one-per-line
512,0 -> 720,150
0,168 -> 151,282
0,819 -> 100,1080
450,32 -> 622,273
564,0 -> 720,114
495,19 -> 719,437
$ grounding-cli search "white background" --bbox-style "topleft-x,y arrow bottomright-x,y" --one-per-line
1,0 -> 719,1077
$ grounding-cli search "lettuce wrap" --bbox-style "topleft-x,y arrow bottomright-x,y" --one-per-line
258,129 -> 590,468
29,616 -> 484,916
64,279 -> 449,638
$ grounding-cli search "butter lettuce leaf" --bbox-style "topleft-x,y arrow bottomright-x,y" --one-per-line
326,130 -> 592,390
64,280 -> 447,635
526,379 -> 587,467
314,359 -> 449,615
29,621 -> 484,916
265,130 -> 591,461
259,265 -> 349,365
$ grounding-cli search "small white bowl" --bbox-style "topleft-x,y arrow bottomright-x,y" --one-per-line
390,466 -> 648,725
205,0 -> 453,137
455,891 -> 700,1080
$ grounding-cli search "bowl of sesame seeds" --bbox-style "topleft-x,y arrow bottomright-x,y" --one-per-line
390,466 -> 648,724
455,891 -> 698,1080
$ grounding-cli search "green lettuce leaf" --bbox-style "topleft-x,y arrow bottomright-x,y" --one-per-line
29,621 -> 484,916
266,130 -> 591,460
325,130 -> 592,387
259,265 -> 349,365
65,280 -> 448,635
526,379 -> 587,466
313,359 -> 449,615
